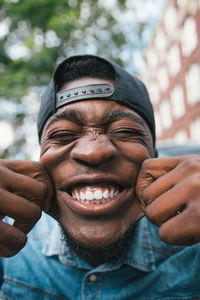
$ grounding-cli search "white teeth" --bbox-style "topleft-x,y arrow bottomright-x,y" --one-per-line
94,190 -> 103,200
109,188 -> 114,198
114,190 -> 119,196
75,191 -> 80,201
85,191 -> 93,201
80,191 -> 85,201
71,185 -> 120,204
103,190 -> 109,199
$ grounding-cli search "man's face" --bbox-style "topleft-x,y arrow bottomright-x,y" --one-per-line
40,77 -> 154,256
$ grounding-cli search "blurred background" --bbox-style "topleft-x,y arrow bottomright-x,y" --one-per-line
0,0 -> 199,160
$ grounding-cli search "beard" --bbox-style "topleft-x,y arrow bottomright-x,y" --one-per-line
59,223 -> 136,266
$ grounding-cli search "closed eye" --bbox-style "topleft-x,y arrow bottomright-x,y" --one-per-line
109,128 -> 146,141
48,131 -> 80,144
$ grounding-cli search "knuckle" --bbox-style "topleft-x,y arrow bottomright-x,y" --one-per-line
31,204 -> 42,222
12,233 -> 27,250
0,159 -> 8,167
32,162 -> 45,179
141,188 -> 149,205
158,227 -> 173,245
180,157 -> 200,172
145,205 -> 157,223
141,158 -> 153,171
24,202 -> 42,223
0,233 -> 27,258
186,173 -> 200,191
0,168 -> 10,188
187,201 -> 200,219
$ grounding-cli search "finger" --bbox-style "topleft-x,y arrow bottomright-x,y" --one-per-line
136,157 -> 180,208
142,161 -> 200,207
2,159 -> 45,178
136,156 -> 199,209
0,160 -> 54,212
1,168 -> 47,209
0,221 -> 27,257
145,178 -> 193,225
0,188 -> 41,233
158,203 -> 200,246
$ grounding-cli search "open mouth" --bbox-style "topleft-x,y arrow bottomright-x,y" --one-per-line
59,175 -> 133,216
70,184 -> 121,205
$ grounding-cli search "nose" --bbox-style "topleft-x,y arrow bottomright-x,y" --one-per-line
71,134 -> 117,166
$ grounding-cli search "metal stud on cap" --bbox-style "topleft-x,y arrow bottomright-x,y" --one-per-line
56,84 -> 115,109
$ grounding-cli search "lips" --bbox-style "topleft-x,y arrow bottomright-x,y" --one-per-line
58,175 -> 134,216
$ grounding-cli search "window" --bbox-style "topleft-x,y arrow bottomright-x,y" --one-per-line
190,116 -> 200,142
146,48 -> 158,70
160,99 -> 172,130
174,129 -> 188,143
167,45 -> 181,77
177,0 -> 187,8
185,63 -> 200,106
164,5 -> 178,35
181,17 -> 198,57
154,29 -> 167,55
155,111 -> 162,137
157,66 -> 169,92
149,82 -> 160,105
171,85 -> 185,120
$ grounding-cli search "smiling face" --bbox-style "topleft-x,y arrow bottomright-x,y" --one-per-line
40,78 -> 154,264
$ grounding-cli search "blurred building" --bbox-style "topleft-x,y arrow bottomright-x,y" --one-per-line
142,0 -> 200,143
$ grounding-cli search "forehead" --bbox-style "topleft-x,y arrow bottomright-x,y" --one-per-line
57,100 -> 144,124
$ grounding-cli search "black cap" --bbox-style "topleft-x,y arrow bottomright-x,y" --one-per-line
37,55 -> 155,145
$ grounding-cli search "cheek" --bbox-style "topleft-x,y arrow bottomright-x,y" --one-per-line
40,144 -> 72,180
121,143 -> 151,163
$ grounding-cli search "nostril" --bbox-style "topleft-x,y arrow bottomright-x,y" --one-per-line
73,152 -> 116,167
72,148 -> 117,167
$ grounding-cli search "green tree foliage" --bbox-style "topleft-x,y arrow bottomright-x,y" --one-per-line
0,0 -> 130,99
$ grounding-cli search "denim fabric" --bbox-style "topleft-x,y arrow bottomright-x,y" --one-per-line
0,213 -> 200,300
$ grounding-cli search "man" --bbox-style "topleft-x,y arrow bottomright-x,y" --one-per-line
0,54 -> 200,299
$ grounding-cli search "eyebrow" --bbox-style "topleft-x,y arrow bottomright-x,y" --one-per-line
44,107 -> 147,132
44,109 -> 83,131
104,110 -> 147,129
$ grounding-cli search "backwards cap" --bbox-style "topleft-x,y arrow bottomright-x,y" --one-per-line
37,55 -> 155,145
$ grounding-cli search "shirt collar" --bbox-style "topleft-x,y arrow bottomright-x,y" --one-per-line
124,217 -> 156,272
42,216 -> 156,272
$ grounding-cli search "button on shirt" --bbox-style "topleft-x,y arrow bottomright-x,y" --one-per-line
0,213 -> 200,300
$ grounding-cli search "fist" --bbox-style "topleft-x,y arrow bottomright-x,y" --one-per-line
0,159 -> 53,257
136,156 -> 200,246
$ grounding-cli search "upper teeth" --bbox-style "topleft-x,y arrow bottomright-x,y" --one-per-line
72,186 -> 119,204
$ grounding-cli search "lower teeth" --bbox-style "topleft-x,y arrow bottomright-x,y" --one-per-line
76,198 -> 111,204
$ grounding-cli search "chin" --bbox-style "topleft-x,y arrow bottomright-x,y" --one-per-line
59,222 -> 137,265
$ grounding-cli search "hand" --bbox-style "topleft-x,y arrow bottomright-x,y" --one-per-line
0,159 -> 53,257
136,156 -> 200,246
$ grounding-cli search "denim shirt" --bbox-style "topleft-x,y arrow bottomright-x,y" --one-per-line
0,213 -> 200,300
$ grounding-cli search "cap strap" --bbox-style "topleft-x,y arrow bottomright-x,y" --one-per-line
56,84 -> 114,108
